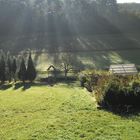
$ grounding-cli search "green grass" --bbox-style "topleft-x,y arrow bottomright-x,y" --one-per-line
0,84 -> 140,140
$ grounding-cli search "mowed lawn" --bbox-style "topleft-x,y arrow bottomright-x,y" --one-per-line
0,84 -> 140,140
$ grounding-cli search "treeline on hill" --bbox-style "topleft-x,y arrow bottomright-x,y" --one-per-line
79,71 -> 140,113
119,3 -> 140,17
0,0 -> 119,36
0,0 -> 140,52
0,50 -> 36,84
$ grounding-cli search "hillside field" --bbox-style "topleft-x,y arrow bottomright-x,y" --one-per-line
33,50 -> 140,71
9,33 -> 140,71
0,84 -> 140,140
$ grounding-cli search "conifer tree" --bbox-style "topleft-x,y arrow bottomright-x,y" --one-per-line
26,52 -> 36,82
11,58 -> 17,82
0,55 -> 6,83
18,58 -> 26,83
7,55 -> 12,82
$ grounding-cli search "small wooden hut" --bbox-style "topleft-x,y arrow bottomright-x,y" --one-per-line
47,65 -> 57,78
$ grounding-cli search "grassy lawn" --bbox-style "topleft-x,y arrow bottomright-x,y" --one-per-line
0,84 -> 140,140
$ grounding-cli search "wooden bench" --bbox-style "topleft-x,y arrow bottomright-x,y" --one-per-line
109,64 -> 138,75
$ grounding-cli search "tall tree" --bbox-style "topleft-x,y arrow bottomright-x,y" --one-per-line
0,55 -> 6,83
7,54 -> 12,82
60,53 -> 73,78
11,58 -> 17,82
18,58 -> 26,83
26,52 -> 36,82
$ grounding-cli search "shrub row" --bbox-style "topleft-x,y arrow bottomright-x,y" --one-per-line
79,70 -> 140,110
96,75 -> 140,108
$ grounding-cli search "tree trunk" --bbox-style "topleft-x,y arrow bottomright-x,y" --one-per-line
64,69 -> 68,80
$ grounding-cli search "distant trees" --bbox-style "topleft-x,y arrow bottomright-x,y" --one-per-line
18,58 -> 27,83
6,55 -> 18,83
0,0 -> 120,45
1,0 -> 140,53
98,0 -> 118,17
0,55 -> 6,83
11,58 -> 17,82
0,51 -> 18,83
53,53 -> 84,79
60,54 -> 74,78
7,53 -> 12,82
0,51 -> 36,84
107,0 -> 118,16
26,53 -> 36,82
18,52 -> 36,83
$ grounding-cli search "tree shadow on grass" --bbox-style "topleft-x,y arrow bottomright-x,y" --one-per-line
0,77 -> 79,91
0,84 -> 12,90
22,83 -> 31,91
14,83 -> 24,90
13,82 -> 57,91
14,82 -> 32,91
98,106 -> 140,118
39,76 -> 79,87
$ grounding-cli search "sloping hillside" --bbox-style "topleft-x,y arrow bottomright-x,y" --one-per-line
7,33 -> 140,70
1,1 -> 140,69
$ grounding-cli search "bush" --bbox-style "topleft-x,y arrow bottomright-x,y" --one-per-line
79,70 -> 140,111
79,73 -> 87,87
79,70 -> 108,92
95,75 -> 140,110
40,76 -> 77,84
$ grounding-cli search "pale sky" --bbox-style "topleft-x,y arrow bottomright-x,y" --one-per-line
118,0 -> 140,3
